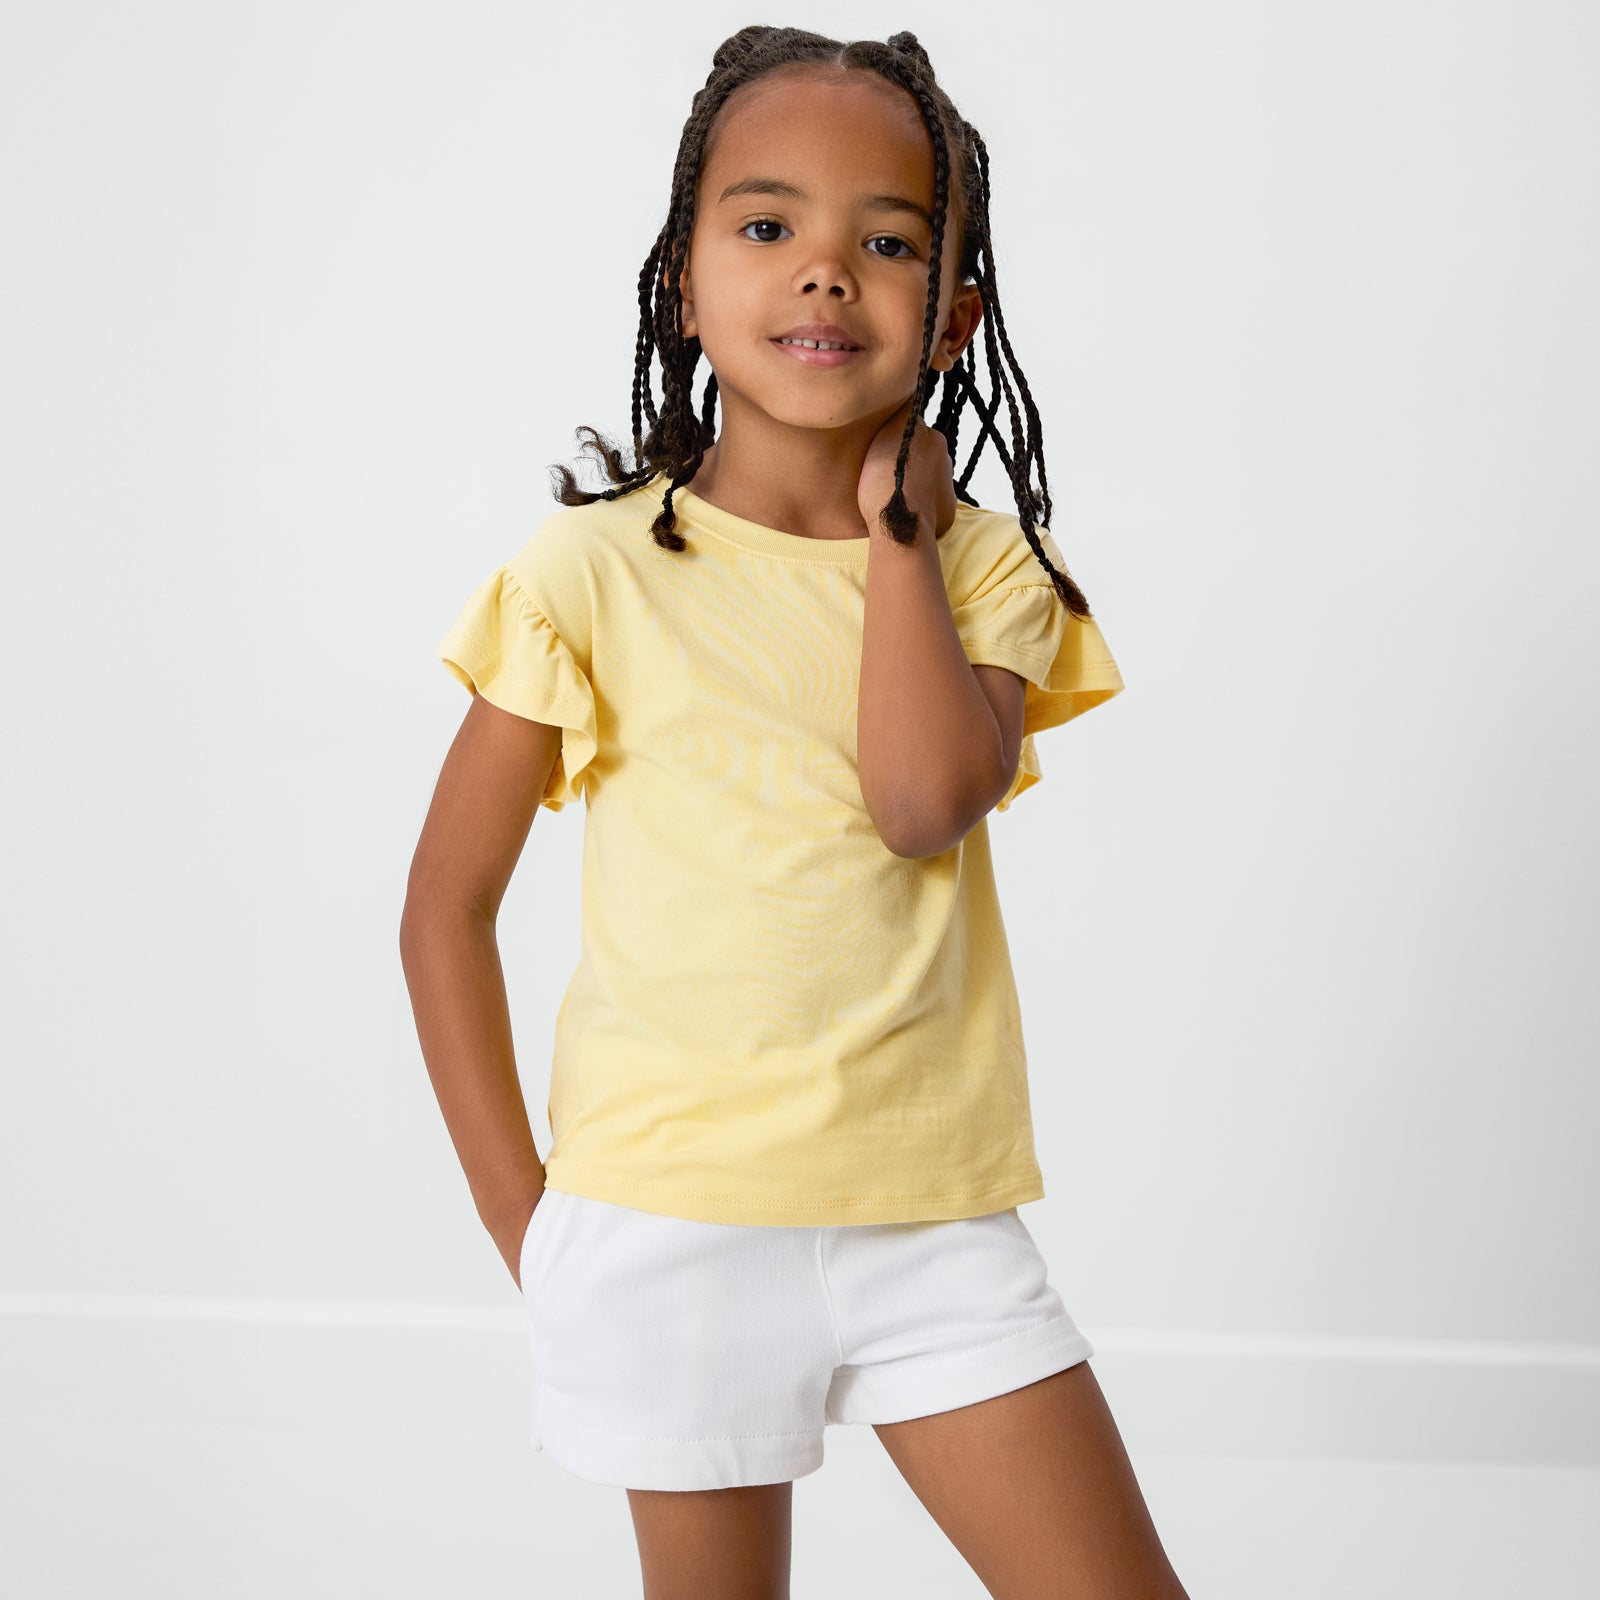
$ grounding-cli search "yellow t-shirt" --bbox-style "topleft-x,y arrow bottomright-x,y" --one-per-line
437,470 -> 1124,1225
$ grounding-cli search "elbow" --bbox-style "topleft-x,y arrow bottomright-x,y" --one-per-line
398,898 -> 434,968
865,790 -> 945,860
398,886 -> 490,960
874,767 -> 1013,860
863,731 -> 1018,859
881,808 -> 976,860
883,827 -> 956,861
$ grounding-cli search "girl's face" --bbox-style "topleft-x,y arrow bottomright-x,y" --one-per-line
677,66 -> 983,439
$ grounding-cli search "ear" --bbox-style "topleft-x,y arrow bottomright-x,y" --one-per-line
671,257 -> 698,340
931,282 -> 983,373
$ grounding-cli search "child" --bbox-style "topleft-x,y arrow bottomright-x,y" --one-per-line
402,26 -> 1191,1600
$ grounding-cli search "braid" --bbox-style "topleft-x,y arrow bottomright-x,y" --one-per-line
864,46 -> 952,547
548,25 -> 1095,619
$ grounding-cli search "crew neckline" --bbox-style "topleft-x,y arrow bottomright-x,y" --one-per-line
659,472 -> 876,565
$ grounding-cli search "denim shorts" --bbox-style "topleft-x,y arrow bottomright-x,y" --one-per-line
516,1187 -> 1095,1491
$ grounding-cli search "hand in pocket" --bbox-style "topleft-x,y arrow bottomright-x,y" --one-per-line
501,1187 -> 546,1292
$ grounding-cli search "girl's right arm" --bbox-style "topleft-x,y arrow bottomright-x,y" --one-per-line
398,691 -> 564,1289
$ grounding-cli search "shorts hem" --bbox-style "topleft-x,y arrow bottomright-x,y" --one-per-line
825,1312 -> 1094,1426
531,1386 -> 825,1491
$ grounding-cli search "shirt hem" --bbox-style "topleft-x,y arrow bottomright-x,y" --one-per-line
538,1161 -> 1046,1226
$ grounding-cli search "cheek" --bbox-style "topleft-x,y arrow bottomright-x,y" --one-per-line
695,276 -> 771,349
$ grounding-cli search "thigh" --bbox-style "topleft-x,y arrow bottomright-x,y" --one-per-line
872,1362 -> 1190,1600
626,1481 -> 793,1600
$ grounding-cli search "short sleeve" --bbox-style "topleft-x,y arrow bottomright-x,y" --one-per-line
436,565 -> 599,811
951,582 -> 1125,812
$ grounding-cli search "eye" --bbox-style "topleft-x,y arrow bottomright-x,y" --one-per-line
868,235 -> 917,260
737,217 -> 919,260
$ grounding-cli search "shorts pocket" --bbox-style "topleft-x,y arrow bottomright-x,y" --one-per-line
518,1188 -> 559,1294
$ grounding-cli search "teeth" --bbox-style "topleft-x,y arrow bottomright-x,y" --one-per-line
780,337 -> 857,350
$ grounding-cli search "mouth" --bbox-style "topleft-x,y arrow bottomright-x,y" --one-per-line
770,336 -> 865,368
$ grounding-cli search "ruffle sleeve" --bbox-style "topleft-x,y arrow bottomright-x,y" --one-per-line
951,581 -> 1125,812
436,565 -> 598,811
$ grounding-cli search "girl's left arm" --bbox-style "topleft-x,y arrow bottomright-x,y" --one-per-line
857,408 -> 1026,857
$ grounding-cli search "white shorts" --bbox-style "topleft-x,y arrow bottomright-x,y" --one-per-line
516,1187 -> 1095,1492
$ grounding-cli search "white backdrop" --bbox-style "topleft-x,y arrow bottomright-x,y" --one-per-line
3,1 -> 1595,1594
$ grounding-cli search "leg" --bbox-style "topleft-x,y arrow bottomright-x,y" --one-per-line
872,1362 -> 1189,1600
626,1481 -> 794,1600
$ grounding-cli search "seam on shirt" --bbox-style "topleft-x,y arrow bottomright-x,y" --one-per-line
453,664 -> 575,717
676,516 -> 873,566
956,580 -> 1058,610
492,562 -> 543,615
957,635 -> 1053,663
544,1171 -> 1039,1210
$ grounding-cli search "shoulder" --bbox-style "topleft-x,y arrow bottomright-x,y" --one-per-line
503,479 -> 666,593
940,497 -> 1069,606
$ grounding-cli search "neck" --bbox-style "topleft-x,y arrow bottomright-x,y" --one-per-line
682,412 -> 887,542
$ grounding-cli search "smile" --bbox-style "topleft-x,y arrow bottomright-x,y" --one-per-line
770,339 -> 864,367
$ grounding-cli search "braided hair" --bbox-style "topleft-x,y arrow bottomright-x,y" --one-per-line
549,26 -> 1093,620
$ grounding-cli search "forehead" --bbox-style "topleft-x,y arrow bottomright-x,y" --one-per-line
701,67 -> 934,199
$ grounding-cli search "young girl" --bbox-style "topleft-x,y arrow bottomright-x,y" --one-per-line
402,27 -> 1190,1600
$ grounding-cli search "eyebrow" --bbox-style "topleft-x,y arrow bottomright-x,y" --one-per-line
715,176 -> 934,232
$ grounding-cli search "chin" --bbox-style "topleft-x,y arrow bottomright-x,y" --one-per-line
767,403 -> 878,432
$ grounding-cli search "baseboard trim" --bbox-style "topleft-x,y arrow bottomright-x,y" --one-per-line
2,1294 -> 1594,1464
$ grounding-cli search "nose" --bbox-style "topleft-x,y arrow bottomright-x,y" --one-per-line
795,251 -> 856,300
